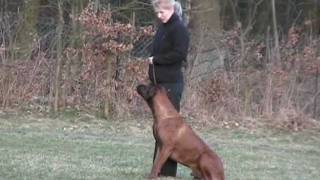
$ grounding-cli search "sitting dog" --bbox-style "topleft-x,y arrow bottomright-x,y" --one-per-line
136,84 -> 225,180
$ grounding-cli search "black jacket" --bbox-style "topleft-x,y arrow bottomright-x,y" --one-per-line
149,13 -> 189,84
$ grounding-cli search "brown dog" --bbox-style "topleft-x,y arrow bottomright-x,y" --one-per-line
137,84 -> 225,180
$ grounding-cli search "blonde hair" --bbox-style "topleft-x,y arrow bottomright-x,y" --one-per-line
152,0 -> 183,19
174,1 -> 182,19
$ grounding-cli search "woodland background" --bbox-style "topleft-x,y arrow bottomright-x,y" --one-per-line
1,0 -> 320,131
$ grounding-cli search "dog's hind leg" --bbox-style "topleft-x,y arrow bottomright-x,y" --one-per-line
149,146 -> 172,178
191,168 -> 202,180
199,154 -> 225,180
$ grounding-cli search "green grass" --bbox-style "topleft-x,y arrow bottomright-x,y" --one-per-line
0,112 -> 319,180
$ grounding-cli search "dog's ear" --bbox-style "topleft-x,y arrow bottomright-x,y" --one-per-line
136,84 -> 144,93
136,84 -> 147,97
147,85 -> 157,98
136,84 -> 157,100
136,84 -> 159,101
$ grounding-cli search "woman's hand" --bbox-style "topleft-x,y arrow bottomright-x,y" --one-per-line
148,56 -> 154,64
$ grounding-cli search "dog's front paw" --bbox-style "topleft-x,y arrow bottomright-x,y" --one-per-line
148,173 -> 158,179
191,170 -> 202,179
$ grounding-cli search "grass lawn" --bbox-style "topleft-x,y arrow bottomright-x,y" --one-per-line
0,111 -> 319,180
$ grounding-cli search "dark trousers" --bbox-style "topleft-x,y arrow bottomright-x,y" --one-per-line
152,82 -> 183,177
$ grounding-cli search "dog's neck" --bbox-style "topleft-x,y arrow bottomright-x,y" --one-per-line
151,92 -> 180,121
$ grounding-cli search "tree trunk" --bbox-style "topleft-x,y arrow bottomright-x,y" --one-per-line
16,0 -> 40,57
271,0 -> 280,63
188,0 -> 221,35
183,0 -> 222,105
53,1 -> 64,113
186,0 -> 221,79
104,53 -> 115,119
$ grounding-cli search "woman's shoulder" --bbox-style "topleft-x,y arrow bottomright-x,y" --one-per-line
169,19 -> 188,33
175,20 -> 187,28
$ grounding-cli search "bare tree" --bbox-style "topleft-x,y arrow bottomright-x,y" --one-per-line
271,0 -> 280,63
53,1 -> 64,112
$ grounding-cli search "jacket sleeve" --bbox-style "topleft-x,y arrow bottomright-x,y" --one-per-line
153,25 -> 189,65
150,28 -> 161,57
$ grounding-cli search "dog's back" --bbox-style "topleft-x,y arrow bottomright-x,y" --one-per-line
152,91 -> 225,180
136,84 -> 225,179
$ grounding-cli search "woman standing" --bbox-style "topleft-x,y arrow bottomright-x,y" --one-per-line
148,0 -> 189,177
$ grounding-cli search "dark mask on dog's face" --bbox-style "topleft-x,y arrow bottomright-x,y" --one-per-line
136,84 -> 157,101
